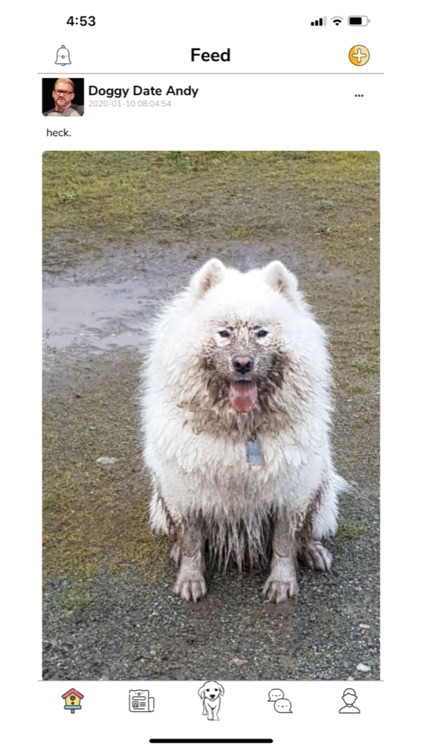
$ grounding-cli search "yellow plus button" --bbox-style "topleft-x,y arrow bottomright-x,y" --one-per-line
349,45 -> 370,66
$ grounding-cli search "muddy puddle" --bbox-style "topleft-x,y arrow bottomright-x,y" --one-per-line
42,244 -> 180,355
43,279 -> 153,353
42,241 -> 302,356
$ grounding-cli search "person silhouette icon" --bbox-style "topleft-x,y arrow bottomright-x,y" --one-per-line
339,688 -> 360,713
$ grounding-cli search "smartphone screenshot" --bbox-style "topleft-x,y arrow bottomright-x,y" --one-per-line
4,1 -> 419,747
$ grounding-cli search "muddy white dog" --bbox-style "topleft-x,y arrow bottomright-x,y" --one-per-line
142,258 -> 346,602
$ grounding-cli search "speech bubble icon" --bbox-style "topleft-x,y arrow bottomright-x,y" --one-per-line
268,689 -> 284,702
274,698 -> 292,713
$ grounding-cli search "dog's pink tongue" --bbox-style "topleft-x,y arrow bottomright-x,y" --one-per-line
229,382 -> 258,413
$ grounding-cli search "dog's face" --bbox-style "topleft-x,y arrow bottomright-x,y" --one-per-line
201,318 -> 285,415
159,258 -> 329,438
182,259 -> 319,421
198,681 -> 225,700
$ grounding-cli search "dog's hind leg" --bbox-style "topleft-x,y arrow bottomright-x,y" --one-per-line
149,476 -> 172,534
297,475 -> 345,571
173,520 -> 207,602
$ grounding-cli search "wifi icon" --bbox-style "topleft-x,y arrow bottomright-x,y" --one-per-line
331,16 -> 343,25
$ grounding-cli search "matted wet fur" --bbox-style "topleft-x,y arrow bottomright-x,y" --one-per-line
141,258 -> 347,602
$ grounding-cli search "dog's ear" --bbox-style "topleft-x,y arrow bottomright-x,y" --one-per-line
217,682 -> 225,696
262,261 -> 299,303
189,258 -> 226,300
198,686 -> 205,698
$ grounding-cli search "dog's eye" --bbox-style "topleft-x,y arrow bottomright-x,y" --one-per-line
256,329 -> 268,338
218,330 -> 230,338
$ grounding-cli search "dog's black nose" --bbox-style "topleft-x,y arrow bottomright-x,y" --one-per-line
233,356 -> 254,374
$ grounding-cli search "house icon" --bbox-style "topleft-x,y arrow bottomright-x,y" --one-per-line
62,688 -> 84,714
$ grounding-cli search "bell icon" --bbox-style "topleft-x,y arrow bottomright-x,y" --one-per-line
55,45 -> 71,66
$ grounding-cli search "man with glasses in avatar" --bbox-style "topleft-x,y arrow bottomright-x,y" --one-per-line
43,78 -> 84,116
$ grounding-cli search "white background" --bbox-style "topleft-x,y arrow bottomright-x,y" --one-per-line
2,1 -> 421,747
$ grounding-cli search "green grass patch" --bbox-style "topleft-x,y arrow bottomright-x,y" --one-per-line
59,590 -> 92,612
354,362 -> 379,374
43,151 -> 380,271
338,523 -> 367,539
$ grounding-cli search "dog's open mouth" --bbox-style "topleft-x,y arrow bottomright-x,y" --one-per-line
228,381 -> 258,413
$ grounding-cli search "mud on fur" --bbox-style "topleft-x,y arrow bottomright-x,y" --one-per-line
141,258 -> 348,602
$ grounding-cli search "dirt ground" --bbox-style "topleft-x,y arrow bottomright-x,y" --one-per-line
43,152 -> 379,681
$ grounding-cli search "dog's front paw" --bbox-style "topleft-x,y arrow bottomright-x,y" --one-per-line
263,556 -> 298,602
174,573 -> 207,602
300,540 -> 332,571
263,575 -> 299,603
174,557 -> 207,601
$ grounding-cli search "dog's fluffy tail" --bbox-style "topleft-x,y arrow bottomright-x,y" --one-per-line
312,472 -> 352,540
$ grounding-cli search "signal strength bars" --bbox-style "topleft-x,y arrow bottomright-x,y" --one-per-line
310,17 -> 326,26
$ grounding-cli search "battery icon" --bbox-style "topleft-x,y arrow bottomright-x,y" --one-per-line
348,16 -> 370,25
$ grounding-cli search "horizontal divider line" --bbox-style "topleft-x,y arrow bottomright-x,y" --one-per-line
38,71 -> 384,75
149,740 -> 274,744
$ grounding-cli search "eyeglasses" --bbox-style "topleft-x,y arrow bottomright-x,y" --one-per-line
54,89 -> 73,95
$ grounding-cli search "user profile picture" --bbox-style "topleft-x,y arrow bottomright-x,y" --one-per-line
42,78 -> 84,117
